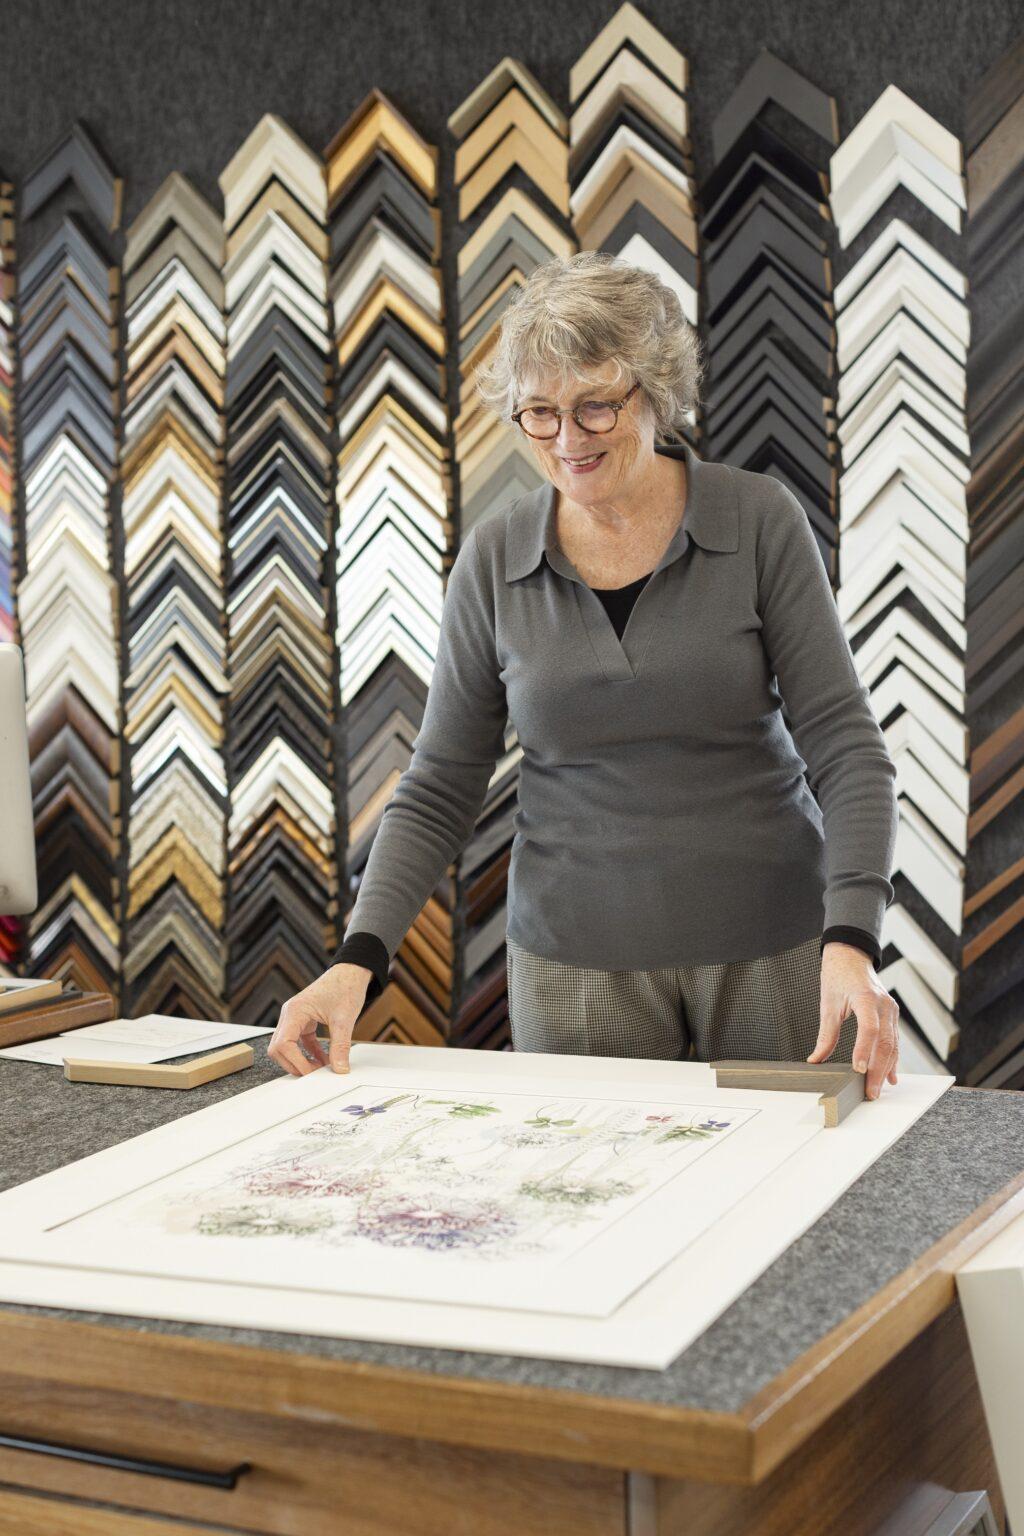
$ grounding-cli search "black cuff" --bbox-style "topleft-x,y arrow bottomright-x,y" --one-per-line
820,926 -> 881,970
328,932 -> 391,1004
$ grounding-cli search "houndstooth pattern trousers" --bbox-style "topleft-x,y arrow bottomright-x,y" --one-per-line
505,932 -> 860,1063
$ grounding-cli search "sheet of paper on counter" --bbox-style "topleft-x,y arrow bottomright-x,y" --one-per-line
0,1015 -> 273,1066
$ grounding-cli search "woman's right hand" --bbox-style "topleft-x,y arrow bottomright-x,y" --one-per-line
267,964 -> 372,1077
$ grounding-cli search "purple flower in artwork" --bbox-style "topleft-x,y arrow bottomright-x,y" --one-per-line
341,1104 -> 388,1118
697,1119 -> 731,1130
352,1194 -> 519,1253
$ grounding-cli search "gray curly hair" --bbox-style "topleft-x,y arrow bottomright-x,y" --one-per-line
473,251 -> 704,443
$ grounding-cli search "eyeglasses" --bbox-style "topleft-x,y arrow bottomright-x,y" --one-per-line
511,381 -> 641,439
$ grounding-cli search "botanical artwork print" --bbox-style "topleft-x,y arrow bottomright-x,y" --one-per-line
101,1084 -> 757,1267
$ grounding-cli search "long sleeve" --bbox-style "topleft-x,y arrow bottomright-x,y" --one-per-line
820,925 -> 881,969
594,578 -> 889,968
757,483 -> 899,949
329,931 -> 390,1002
337,523 -> 508,963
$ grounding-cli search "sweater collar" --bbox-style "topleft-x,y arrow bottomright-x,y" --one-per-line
503,439 -> 739,583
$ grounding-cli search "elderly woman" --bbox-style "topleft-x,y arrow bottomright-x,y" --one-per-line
270,252 -> 901,1100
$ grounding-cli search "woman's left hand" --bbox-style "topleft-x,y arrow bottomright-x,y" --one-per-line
807,943 -> 900,1100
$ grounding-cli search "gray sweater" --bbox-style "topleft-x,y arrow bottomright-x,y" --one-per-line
339,441 -> 898,976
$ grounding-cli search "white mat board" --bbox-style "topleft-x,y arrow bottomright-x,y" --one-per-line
0,1045 -> 952,1369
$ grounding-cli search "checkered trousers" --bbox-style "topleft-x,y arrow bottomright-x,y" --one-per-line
505,933 -> 860,1064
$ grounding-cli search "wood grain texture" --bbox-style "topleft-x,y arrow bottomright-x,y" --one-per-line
650,1303 -> 1004,1535
0,993 -> 116,1049
0,1171 -> 1020,1485
0,1377 -> 624,1536
711,1060 -> 866,1125
0,1487 -> 238,1536
62,1043 -> 253,1089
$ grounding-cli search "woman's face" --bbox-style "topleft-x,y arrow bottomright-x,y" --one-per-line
517,359 -> 654,505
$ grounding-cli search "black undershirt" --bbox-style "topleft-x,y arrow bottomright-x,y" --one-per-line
591,571 -> 653,639
332,573 -> 882,1002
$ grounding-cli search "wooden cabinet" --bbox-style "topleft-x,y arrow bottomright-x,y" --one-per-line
0,1301 -> 1006,1536
0,1371 -> 623,1536
0,1488 -> 239,1535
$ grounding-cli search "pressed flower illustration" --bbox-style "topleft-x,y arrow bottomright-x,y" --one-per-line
349,1193 -> 520,1252
518,1178 -> 637,1208
197,1204 -> 334,1239
147,1084 -> 751,1266
656,1125 -> 716,1143
421,1100 -> 502,1119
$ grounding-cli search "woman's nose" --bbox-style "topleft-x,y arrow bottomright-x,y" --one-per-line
555,417 -> 591,451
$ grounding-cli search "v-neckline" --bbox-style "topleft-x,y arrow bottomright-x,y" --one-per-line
590,572 -> 652,595
574,566 -> 673,681
543,447 -> 693,681
544,532 -> 690,681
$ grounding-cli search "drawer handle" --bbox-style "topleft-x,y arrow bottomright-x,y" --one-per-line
0,1430 -> 251,1489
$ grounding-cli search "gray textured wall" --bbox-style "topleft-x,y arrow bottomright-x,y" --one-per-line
4,0 -> 1021,1074
4,2 -> 1020,381
2,1 -> 1020,250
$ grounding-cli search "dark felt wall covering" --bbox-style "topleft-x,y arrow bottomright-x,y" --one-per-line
2,0 -> 1019,306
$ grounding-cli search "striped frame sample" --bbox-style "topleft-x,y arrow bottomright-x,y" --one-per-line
0,169 -> 17,975
830,86 -> 970,1073
120,173 -> 229,1017
16,122 -> 123,999
961,37 -> 1024,1089
219,115 -> 339,1026
0,170 -> 13,647
326,91 -> 450,1046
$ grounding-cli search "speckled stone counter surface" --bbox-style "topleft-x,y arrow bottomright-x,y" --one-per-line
1,1040 -> 1022,1412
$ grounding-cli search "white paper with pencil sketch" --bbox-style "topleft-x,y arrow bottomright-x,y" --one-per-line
0,1015 -> 272,1065
0,1044 -> 953,1366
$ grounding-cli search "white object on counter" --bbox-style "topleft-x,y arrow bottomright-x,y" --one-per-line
0,1015 -> 272,1066
957,1206 -> 1024,1536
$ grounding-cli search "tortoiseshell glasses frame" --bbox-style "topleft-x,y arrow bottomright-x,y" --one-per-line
511,381 -> 641,439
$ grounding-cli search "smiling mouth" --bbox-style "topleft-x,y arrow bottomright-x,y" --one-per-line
563,452 -> 605,465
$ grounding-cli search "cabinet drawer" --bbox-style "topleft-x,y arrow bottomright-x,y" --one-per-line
0,1486 -> 237,1535
0,1374 -> 624,1536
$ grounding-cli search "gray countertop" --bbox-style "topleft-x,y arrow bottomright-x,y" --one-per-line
1,1040 -> 1022,1413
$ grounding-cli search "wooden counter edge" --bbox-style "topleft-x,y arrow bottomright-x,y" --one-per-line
741,1169 -> 1024,1480
0,1172 -> 1020,1486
